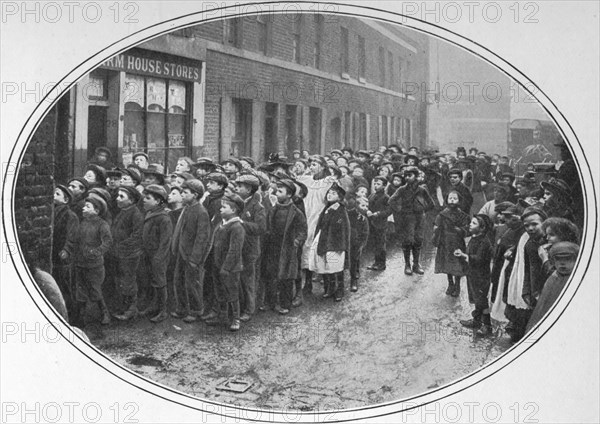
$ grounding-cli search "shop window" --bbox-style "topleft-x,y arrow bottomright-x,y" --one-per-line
123,74 -> 189,172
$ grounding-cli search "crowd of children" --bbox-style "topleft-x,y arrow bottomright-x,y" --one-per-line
49,139 -> 583,340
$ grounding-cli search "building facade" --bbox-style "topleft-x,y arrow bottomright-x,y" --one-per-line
55,14 -> 429,176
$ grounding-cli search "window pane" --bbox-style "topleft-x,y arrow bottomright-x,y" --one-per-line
124,74 -> 145,108
168,80 -> 186,113
147,78 -> 166,112
147,111 -> 166,150
124,106 -> 145,152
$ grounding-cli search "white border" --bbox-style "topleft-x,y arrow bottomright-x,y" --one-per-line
1,2 -> 598,423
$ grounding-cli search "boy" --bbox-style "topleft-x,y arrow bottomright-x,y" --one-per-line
264,180 -> 307,314
208,194 -> 246,331
138,184 -> 173,323
171,179 -> 211,323
388,166 -> 435,275
347,195 -> 369,292
366,176 -> 391,271
52,184 -> 79,322
67,177 -> 89,221
110,186 -> 143,321
234,174 -> 267,322
168,185 -> 184,227
456,214 -> 495,336
68,196 -> 112,326
525,241 -> 579,333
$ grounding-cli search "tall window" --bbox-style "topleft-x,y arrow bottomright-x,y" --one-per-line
359,113 -> 367,149
309,107 -> 322,153
344,111 -> 352,147
398,59 -> 403,93
257,15 -> 271,55
378,47 -> 386,87
224,18 -> 242,47
403,118 -> 412,144
313,14 -> 324,69
388,51 -> 394,90
123,74 -> 189,172
231,98 -> 252,157
292,15 -> 302,64
381,115 -> 388,145
286,105 -> 298,154
340,26 -> 349,74
357,35 -> 366,80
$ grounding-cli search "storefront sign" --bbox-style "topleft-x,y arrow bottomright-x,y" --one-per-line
100,48 -> 202,83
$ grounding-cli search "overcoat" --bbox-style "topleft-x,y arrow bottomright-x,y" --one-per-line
315,202 -> 350,257
171,202 -> 211,266
53,204 -> 79,264
110,204 -> 143,259
265,202 -> 308,280
70,215 -> 112,268
212,217 -> 245,273
240,192 -> 267,261
433,207 -> 470,276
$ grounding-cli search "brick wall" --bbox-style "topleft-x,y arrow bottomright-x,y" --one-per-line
15,108 -> 57,272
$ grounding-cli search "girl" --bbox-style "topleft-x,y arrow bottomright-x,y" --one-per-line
455,214 -> 495,336
433,191 -> 470,297
309,183 -> 350,302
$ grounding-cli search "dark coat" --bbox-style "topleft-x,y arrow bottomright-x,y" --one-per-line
143,206 -> 173,263
53,204 -> 79,264
265,202 -> 307,280
315,202 -> 350,256
368,190 -> 391,230
203,190 -> 225,221
171,202 -> 211,266
69,194 -> 86,222
240,192 -> 267,261
466,233 -> 494,306
348,208 -> 369,250
433,207 -> 470,276
389,182 -> 435,214
70,215 -> 112,268
110,204 -> 143,259
522,235 -> 550,307
212,218 -> 245,273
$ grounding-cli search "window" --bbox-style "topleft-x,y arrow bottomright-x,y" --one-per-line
286,105 -> 298,154
292,15 -> 302,64
344,111 -> 352,147
378,47 -> 386,87
309,107 -> 322,153
395,117 -> 402,144
357,36 -> 366,80
123,74 -> 190,172
398,59 -> 403,93
224,18 -> 242,47
359,113 -> 367,149
381,115 -> 388,145
388,52 -> 394,90
88,69 -> 109,100
313,14 -> 324,69
257,15 -> 271,55
340,26 -> 349,74
231,98 -> 252,157
403,118 -> 412,144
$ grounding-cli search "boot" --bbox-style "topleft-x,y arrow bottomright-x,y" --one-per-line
322,274 -> 333,298
350,279 -> 358,292
476,314 -> 493,337
229,301 -> 241,331
206,303 -> 227,326
292,289 -> 303,307
114,295 -> 139,321
140,288 -> 158,316
451,277 -> 461,297
412,247 -> 424,275
461,309 -> 483,329
150,287 -> 168,323
403,249 -> 413,275
334,272 -> 344,302
98,299 -> 111,325
200,308 -> 218,321
445,275 -> 454,295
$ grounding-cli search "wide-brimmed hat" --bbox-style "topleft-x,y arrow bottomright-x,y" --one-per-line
540,177 -> 571,200
276,179 -> 296,196
144,164 -> 166,185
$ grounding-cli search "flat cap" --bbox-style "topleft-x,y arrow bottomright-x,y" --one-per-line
118,185 -> 141,203
204,172 -> 229,187
144,184 -> 168,202
181,179 -> 205,197
549,241 -> 579,258
236,174 -> 260,189
222,193 -> 245,213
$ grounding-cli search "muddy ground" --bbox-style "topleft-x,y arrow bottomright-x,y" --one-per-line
89,229 -> 512,411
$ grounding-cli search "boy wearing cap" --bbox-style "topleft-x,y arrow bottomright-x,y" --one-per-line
264,180 -> 307,313
136,184 -> 173,323
67,196 -> 113,326
347,195 -> 369,292
389,166 -> 435,275
68,177 -> 89,221
132,152 -> 149,170
455,214 -> 495,336
52,185 -> 79,322
171,180 -> 211,323
525,241 -> 579,333
234,174 -> 267,322
222,158 -> 242,181
366,176 -> 392,271
209,194 -> 246,331
110,186 -> 144,321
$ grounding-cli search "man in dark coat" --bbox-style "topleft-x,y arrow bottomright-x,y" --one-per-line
554,138 -> 583,228
110,186 -> 144,321
389,166 -> 435,275
234,174 -> 267,322
443,168 -> 473,214
171,179 -> 211,323
366,176 -> 392,271
264,179 -> 307,313
52,184 -> 79,322
67,177 -> 89,221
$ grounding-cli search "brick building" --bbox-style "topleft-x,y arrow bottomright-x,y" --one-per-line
54,14 -> 430,177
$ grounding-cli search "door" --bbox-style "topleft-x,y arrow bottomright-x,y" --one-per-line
87,106 -> 107,161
